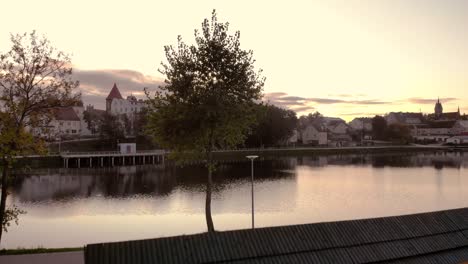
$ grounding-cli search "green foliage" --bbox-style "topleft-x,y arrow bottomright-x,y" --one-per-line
83,110 -> 102,135
298,111 -> 324,130
385,123 -> 412,144
0,247 -> 82,255
372,115 -> 388,140
246,104 -> 297,147
99,112 -> 125,140
146,10 -> 264,159
2,205 -> 26,233
0,31 -> 79,242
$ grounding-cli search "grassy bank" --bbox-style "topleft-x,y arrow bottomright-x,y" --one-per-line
0,247 -> 82,255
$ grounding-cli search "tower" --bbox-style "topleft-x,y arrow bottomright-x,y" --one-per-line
434,97 -> 443,118
106,83 -> 123,112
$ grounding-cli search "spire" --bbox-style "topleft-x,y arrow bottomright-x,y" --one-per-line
106,83 -> 123,100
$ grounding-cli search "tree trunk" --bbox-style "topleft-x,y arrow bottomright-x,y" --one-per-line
205,161 -> 215,233
0,162 -> 9,244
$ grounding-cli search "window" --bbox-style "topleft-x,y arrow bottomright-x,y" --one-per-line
71,130 -> 76,134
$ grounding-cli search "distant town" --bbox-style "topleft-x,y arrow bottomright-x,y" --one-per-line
43,83 -> 468,148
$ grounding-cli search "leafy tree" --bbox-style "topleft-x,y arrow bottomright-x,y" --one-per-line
298,111 -> 324,130
99,112 -> 125,140
134,108 -> 149,137
146,10 -> 264,232
83,109 -> 103,135
0,31 -> 79,244
246,104 -> 297,147
385,123 -> 412,144
372,115 -> 387,140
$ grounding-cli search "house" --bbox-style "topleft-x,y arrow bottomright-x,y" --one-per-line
51,107 -> 82,137
325,120 -> 349,135
451,120 -> 468,135
349,117 -> 372,132
446,135 -> 468,145
386,112 -> 424,126
300,124 -> 327,145
412,121 -> 456,143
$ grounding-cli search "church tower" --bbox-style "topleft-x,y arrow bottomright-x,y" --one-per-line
434,98 -> 443,118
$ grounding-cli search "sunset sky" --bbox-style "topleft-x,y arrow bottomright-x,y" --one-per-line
1,0 -> 467,121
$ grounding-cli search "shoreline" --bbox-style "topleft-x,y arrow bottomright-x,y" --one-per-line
16,145 -> 463,169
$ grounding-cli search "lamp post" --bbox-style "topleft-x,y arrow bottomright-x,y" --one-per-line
246,155 -> 258,229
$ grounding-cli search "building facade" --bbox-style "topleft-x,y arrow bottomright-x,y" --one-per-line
106,83 -> 145,116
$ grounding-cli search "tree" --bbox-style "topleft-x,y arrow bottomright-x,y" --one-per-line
99,112 -> 125,140
83,109 -> 102,135
298,111 -> 324,130
0,31 -> 79,244
246,104 -> 297,147
385,123 -> 412,144
146,10 -> 264,232
372,115 -> 387,140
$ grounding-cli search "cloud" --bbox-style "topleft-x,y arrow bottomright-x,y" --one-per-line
406,97 -> 457,104
276,96 -> 308,102
264,92 -> 288,99
73,69 -> 164,109
340,112 -> 383,116
290,106 -> 315,112
264,92 -> 390,109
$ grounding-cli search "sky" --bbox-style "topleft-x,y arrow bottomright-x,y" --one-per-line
1,0 -> 467,121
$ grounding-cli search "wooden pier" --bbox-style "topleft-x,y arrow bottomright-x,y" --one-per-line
60,150 -> 167,168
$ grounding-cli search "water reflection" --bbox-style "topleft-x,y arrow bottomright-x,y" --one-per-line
296,151 -> 468,169
3,151 -> 468,249
10,159 -> 296,203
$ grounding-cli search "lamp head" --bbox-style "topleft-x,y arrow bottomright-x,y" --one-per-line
246,155 -> 259,160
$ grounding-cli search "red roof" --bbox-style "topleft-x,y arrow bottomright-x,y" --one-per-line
106,83 -> 123,100
54,107 -> 80,121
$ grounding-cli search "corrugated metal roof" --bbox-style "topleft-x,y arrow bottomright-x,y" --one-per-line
85,207 -> 468,264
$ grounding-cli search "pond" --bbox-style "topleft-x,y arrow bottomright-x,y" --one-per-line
3,151 -> 468,248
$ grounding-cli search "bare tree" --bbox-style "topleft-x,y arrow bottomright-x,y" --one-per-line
0,31 -> 80,244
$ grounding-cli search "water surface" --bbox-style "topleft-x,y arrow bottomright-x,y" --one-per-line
3,151 -> 468,248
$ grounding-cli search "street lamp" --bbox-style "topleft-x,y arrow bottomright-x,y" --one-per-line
246,155 -> 258,229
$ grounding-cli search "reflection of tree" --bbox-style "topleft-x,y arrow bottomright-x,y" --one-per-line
297,152 -> 467,170
9,152 -> 468,204
10,159 -> 297,203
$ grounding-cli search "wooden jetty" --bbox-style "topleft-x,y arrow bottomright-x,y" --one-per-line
60,150 -> 166,168
85,207 -> 468,264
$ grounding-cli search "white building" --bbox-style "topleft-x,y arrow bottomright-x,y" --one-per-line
106,83 -> 146,116
49,106 -> 83,138
301,124 -> 327,145
386,112 -> 424,126
349,117 -> 372,132
451,120 -> 468,135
